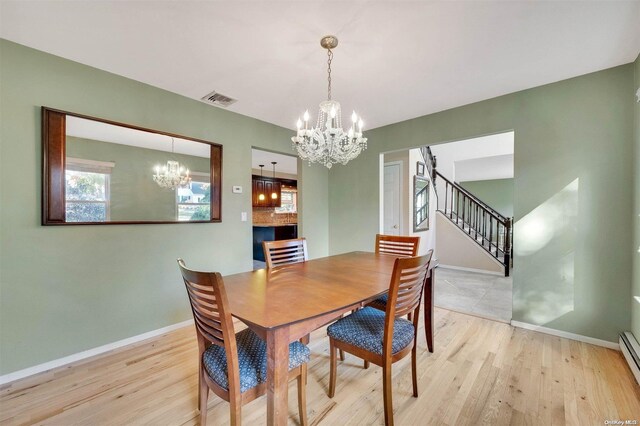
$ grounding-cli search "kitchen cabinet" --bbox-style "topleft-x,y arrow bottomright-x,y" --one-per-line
253,225 -> 298,261
252,178 -> 281,207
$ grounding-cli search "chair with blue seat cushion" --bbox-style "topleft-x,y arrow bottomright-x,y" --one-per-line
178,259 -> 309,426
327,251 -> 433,426
367,234 -> 420,312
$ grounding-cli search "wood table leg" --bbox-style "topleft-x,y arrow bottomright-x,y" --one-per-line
424,268 -> 434,353
267,326 -> 290,426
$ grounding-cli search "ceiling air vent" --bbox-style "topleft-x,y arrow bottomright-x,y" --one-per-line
200,91 -> 237,108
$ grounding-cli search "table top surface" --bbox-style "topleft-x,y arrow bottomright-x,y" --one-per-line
224,251 -> 397,330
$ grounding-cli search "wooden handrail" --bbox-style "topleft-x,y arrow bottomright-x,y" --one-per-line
435,170 -> 512,277
434,171 -> 507,221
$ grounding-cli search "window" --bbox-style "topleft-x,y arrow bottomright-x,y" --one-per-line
65,158 -> 113,222
275,188 -> 297,213
176,175 -> 211,221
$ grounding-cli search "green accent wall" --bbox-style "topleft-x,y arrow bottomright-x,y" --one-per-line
67,136 -> 211,221
460,178 -> 514,218
329,63 -> 635,343
633,53 -> 640,340
0,39 -> 329,375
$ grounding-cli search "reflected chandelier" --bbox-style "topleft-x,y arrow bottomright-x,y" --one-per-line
153,138 -> 191,190
292,35 -> 367,169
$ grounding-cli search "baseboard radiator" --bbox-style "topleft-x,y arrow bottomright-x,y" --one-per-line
620,332 -> 640,386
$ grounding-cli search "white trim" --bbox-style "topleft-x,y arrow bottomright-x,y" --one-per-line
0,319 -> 193,385
510,320 -> 619,350
437,264 -> 504,277
66,157 -> 116,169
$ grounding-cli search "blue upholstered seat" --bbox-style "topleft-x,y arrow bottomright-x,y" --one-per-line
202,328 -> 310,393
372,294 -> 388,306
327,307 -> 415,355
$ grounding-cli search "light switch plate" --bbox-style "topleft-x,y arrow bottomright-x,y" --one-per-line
241,212 -> 248,222
232,185 -> 242,194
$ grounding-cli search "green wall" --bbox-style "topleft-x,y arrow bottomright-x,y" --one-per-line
633,53 -> 640,340
460,178 -> 514,218
329,63 -> 635,343
67,136 -> 211,221
0,40 -> 329,375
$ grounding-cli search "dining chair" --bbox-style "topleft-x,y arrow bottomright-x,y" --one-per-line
326,251 -> 433,426
262,237 -> 308,268
263,237 -> 345,359
369,234 -> 420,312
177,259 -> 310,426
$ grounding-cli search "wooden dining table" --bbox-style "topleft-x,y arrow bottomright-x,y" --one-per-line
223,251 -> 435,425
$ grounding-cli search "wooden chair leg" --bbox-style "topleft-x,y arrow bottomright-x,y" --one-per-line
328,340 -> 337,398
198,366 -> 209,425
339,349 -> 345,361
411,345 -> 418,397
297,364 -> 308,426
382,363 -> 394,426
363,360 -> 370,369
229,398 -> 241,426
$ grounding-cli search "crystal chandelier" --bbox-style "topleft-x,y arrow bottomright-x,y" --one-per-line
292,35 -> 367,169
153,138 -> 191,190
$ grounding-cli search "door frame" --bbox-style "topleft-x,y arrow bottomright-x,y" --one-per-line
379,158 -> 404,235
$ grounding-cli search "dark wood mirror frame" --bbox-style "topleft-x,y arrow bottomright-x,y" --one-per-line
42,107 -> 222,225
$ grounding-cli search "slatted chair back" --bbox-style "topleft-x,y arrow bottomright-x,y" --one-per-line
263,238 -> 309,268
177,259 -> 241,396
375,234 -> 420,257
383,251 -> 433,356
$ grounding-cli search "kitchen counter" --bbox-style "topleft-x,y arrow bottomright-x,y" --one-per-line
253,223 -> 297,227
252,224 -> 298,261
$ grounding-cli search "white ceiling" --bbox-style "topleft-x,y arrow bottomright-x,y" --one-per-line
67,116 -> 210,158
251,149 -> 298,176
1,1 -> 638,130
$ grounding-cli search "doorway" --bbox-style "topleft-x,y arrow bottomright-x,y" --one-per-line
380,131 -> 514,323
250,148 -> 299,270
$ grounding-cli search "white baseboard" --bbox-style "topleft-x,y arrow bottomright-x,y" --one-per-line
0,319 -> 194,385
437,264 -> 504,277
510,320 -> 619,350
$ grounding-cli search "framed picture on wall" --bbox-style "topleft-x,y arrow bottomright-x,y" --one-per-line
416,161 -> 425,176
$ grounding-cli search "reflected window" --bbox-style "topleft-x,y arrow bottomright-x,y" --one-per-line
275,188 -> 297,213
65,158 -> 113,222
176,175 -> 211,221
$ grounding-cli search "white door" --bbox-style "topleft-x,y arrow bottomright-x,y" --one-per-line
383,163 -> 401,235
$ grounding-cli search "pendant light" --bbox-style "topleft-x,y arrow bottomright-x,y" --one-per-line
258,165 -> 266,201
271,162 -> 278,200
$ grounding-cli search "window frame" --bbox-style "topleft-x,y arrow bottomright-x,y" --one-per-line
175,172 -> 211,221
65,158 -> 114,222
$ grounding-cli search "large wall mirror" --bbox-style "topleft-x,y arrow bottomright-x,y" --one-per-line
413,175 -> 429,232
42,107 -> 222,225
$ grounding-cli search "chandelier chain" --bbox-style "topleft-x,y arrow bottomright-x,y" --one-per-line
327,49 -> 333,101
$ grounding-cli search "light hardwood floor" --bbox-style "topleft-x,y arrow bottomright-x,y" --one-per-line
1,308 -> 639,425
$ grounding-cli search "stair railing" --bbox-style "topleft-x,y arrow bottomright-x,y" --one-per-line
435,170 -> 512,276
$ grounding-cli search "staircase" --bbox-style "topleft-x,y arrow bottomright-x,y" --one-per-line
421,146 -> 513,277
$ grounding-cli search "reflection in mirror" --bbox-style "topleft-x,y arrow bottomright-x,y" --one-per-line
42,107 -> 222,225
65,116 -> 211,222
414,176 -> 429,232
